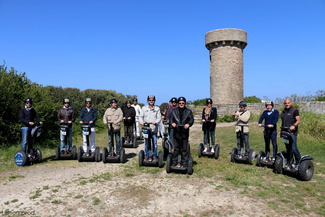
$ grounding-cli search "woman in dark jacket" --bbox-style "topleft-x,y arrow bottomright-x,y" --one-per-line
201,98 -> 217,153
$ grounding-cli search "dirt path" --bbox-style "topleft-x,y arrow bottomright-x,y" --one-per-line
0,122 -> 278,217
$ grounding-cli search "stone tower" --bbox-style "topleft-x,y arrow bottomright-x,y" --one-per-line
205,28 -> 247,104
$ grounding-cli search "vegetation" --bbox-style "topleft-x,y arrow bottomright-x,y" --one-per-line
244,95 -> 261,103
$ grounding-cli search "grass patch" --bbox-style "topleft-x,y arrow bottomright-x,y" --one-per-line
29,189 -> 42,200
8,174 -> 25,181
92,197 -> 101,205
51,200 -> 62,204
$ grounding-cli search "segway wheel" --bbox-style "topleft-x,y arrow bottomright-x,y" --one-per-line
273,156 -> 283,174
35,148 -> 42,163
55,146 -> 60,160
77,146 -> 83,162
198,143 -> 203,158
95,147 -> 101,162
187,155 -> 193,175
14,150 -> 27,166
298,160 -> 314,181
121,137 -> 125,147
166,154 -> 172,173
256,151 -> 265,167
120,148 -> 125,163
214,144 -> 220,160
138,150 -> 144,167
133,136 -> 137,148
231,148 -> 237,163
248,149 -> 255,165
158,151 -> 163,168
102,148 -> 108,163
72,145 -> 77,160
163,139 -> 168,159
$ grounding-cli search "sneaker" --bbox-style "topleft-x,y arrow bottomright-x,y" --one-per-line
203,148 -> 207,153
177,164 -> 181,168
144,157 -> 149,161
211,148 -> 215,153
61,150 -> 65,155
125,141 -> 129,144
153,157 -> 158,162
148,158 -> 153,162
239,155 -> 243,159
129,141 -> 133,145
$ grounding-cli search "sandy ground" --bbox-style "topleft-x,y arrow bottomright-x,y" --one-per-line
0,122 -> 280,217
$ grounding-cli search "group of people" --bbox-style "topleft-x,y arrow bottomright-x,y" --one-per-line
19,96 -> 302,168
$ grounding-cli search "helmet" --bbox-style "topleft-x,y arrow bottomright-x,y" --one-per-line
63,99 -> 70,104
133,98 -> 138,102
125,100 -> 131,105
110,98 -> 118,104
170,97 -> 177,103
265,101 -> 274,107
25,98 -> 33,104
239,101 -> 247,107
85,98 -> 92,102
206,98 -> 213,105
178,96 -> 186,103
147,95 -> 156,101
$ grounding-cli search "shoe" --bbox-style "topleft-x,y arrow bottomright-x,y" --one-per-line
203,148 -> 207,153
124,141 -> 129,144
285,164 -> 291,170
144,157 -> 149,161
148,158 -> 153,162
129,141 -> 133,145
61,150 -> 65,155
153,157 -> 158,162
177,164 -> 181,168
211,148 -> 215,153
239,155 -> 243,159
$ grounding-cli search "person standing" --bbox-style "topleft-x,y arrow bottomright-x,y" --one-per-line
58,99 -> 75,154
139,95 -> 161,161
201,98 -> 217,153
122,100 -> 136,145
258,101 -> 279,161
103,99 -> 123,156
281,98 -> 301,167
20,98 -> 43,155
170,97 -> 194,168
79,98 -> 97,156
131,98 -> 142,139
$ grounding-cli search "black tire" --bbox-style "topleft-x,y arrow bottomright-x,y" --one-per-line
122,137 -> 125,147
187,155 -> 193,175
166,154 -> 172,173
231,148 -> 237,163
14,150 -> 27,166
133,136 -> 137,148
72,145 -> 77,160
256,151 -> 265,167
198,143 -> 203,158
158,151 -> 163,168
120,148 -> 125,163
35,148 -> 42,163
95,147 -> 101,162
138,150 -> 144,167
214,144 -> 220,160
77,146 -> 83,162
298,160 -> 314,181
55,146 -> 60,160
274,156 -> 283,174
102,148 -> 108,163
247,149 -> 255,165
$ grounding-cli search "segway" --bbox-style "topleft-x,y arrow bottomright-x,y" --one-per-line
273,127 -> 314,181
230,125 -> 255,164
14,125 -> 43,166
77,123 -> 101,162
166,126 -> 193,175
162,120 -> 173,159
256,125 -> 276,167
138,122 -> 163,167
102,122 -> 125,163
198,120 -> 220,159
122,122 -> 137,148
55,123 -> 77,160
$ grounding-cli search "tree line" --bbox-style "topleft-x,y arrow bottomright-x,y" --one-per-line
0,64 -> 137,148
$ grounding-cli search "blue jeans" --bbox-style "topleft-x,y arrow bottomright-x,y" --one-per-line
203,128 -> 216,147
145,132 -> 157,158
60,127 -> 73,151
21,127 -> 32,153
290,134 -> 301,164
108,130 -> 121,155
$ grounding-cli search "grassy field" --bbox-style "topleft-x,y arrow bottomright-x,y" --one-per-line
1,112 -> 325,216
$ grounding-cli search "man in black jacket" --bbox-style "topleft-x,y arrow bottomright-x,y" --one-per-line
122,100 -> 136,145
170,97 -> 194,168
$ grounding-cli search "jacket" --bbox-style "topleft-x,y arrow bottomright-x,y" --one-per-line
79,107 -> 98,127
122,106 -> 136,126
170,107 -> 194,139
281,106 -> 299,133
139,105 -> 161,132
103,107 -> 123,131
202,107 -> 217,131
20,107 -> 41,127
58,106 -> 75,126
235,109 -> 250,133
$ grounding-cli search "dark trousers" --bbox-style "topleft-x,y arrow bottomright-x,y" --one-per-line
173,137 -> 189,166
289,134 -> 301,164
264,130 -> 277,158
237,131 -> 249,153
124,124 -> 134,142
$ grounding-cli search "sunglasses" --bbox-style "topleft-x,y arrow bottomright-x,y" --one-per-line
179,102 -> 185,105
148,100 -> 155,102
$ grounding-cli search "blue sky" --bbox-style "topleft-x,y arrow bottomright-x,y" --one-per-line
1,0 -> 324,105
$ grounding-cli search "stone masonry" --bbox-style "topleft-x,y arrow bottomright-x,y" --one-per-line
205,28 -> 247,105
